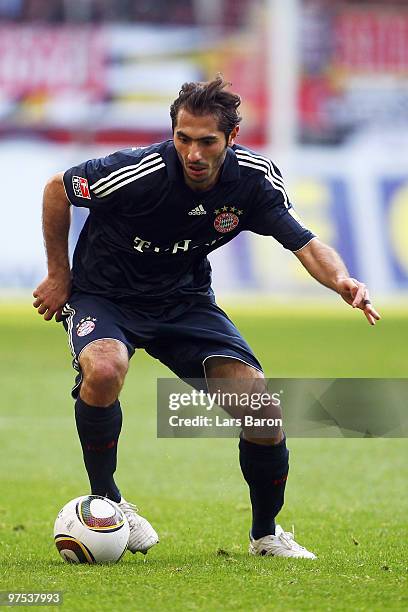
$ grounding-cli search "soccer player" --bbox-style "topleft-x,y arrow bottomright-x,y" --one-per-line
33,76 -> 380,559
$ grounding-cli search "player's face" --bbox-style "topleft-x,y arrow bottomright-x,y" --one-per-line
173,109 -> 239,191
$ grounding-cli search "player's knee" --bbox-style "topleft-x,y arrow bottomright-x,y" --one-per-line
79,341 -> 129,393
83,359 -> 126,391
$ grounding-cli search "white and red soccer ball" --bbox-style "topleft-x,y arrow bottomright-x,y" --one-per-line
54,495 -> 129,564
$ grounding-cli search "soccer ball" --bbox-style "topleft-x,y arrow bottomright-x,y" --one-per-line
54,495 -> 130,564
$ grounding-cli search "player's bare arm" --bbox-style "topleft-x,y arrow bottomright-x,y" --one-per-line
33,172 -> 72,322
295,237 -> 381,326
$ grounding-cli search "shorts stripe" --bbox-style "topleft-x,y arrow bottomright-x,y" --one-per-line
62,303 -> 76,359
202,354 -> 263,375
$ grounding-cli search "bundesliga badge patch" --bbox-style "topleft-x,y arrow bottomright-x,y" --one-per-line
72,176 -> 91,199
76,318 -> 97,337
214,206 -> 242,233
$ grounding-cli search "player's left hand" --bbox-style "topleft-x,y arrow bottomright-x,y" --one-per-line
336,277 -> 381,325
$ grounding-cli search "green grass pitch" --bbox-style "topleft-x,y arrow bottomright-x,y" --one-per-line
0,301 -> 407,611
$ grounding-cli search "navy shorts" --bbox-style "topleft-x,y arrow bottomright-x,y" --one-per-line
61,292 -> 263,397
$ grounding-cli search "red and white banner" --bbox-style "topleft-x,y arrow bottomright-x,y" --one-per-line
0,26 -> 106,96
0,23 -> 269,144
335,11 -> 408,73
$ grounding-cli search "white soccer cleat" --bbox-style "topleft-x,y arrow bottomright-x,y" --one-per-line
249,524 -> 316,559
118,498 -> 159,554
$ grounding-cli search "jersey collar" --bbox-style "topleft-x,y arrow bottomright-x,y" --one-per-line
166,141 -> 241,184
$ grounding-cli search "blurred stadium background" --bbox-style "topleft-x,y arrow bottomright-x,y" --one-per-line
1,4 -> 407,608
1,0 -> 407,302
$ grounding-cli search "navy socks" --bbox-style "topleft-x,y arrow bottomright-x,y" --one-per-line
239,435 -> 289,539
75,397 -> 122,503
75,398 -> 288,530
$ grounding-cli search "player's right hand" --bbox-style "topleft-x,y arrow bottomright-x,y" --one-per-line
33,272 -> 72,322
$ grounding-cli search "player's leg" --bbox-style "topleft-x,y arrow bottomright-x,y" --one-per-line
76,339 -> 129,502
205,356 -> 315,558
61,295 -> 159,554
204,357 -> 288,537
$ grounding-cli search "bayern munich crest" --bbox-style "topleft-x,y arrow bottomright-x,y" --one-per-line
214,206 -> 243,233
76,317 -> 97,337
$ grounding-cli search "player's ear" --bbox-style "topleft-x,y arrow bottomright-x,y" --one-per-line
228,125 -> 239,146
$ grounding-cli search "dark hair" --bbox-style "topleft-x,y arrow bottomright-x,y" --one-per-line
170,75 -> 242,140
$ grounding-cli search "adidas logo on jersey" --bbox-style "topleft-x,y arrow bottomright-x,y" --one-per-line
188,204 -> 207,216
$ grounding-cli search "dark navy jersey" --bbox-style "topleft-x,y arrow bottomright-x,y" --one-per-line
63,140 -> 315,303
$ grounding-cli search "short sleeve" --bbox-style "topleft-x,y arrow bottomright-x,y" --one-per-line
63,150 -> 143,210
245,171 -> 315,252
